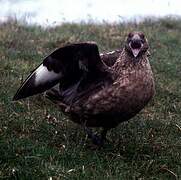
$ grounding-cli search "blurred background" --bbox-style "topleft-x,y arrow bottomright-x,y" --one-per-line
0,0 -> 181,179
0,0 -> 181,26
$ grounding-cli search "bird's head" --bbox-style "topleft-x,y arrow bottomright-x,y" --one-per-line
125,31 -> 149,59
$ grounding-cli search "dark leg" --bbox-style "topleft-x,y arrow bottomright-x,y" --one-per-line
84,127 -> 109,146
100,128 -> 109,142
85,127 -> 103,145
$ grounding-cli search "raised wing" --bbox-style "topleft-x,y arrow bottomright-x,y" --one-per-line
100,49 -> 122,67
13,42 -> 104,101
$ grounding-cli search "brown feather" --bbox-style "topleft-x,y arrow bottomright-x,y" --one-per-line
46,32 -> 155,129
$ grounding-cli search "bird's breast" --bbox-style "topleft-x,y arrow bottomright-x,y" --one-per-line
71,61 -> 155,119
114,65 -> 155,110
92,67 -> 152,109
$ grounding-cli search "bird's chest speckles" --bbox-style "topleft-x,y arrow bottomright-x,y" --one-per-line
83,61 -> 154,114
117,63 -> 154,95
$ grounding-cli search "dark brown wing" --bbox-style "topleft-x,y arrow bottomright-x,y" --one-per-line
13,42 -> 106,101
100,49 -> 122,67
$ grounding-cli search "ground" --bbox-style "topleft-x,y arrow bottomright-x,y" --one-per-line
0,18 -> 180,179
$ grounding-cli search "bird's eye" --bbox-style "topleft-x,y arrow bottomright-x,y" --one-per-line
128,32 -> 133,38
139,33 -> 145,39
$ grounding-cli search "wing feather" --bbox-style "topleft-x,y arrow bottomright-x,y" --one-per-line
13,42 -> 104,100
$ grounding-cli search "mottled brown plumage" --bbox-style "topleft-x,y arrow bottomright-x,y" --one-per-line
13,32 -> 155,145
45,32 -> 155,144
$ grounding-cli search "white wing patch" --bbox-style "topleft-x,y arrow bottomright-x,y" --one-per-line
100,51 -> 115,57
106,51 -> 115,55
35,64 -> 62,86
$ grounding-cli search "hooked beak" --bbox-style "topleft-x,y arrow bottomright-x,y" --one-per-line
129,40 -> 143,58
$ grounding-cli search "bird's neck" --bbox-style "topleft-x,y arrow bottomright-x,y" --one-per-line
113,48 -> 148,68
112,48 -> 150,78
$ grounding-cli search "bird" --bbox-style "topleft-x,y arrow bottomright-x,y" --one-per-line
100,49 -> 122,67
13,31 -> 155,146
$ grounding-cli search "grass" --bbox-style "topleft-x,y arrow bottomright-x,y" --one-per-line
0,18 -> 181,179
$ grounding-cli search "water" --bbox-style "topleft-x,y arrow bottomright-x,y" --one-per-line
0,0 -> 181,27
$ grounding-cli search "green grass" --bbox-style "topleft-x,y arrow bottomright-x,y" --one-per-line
0,18 -> 181,179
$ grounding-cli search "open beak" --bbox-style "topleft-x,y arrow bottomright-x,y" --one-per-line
129,40 -> 143,58
13,64 -> 62,101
